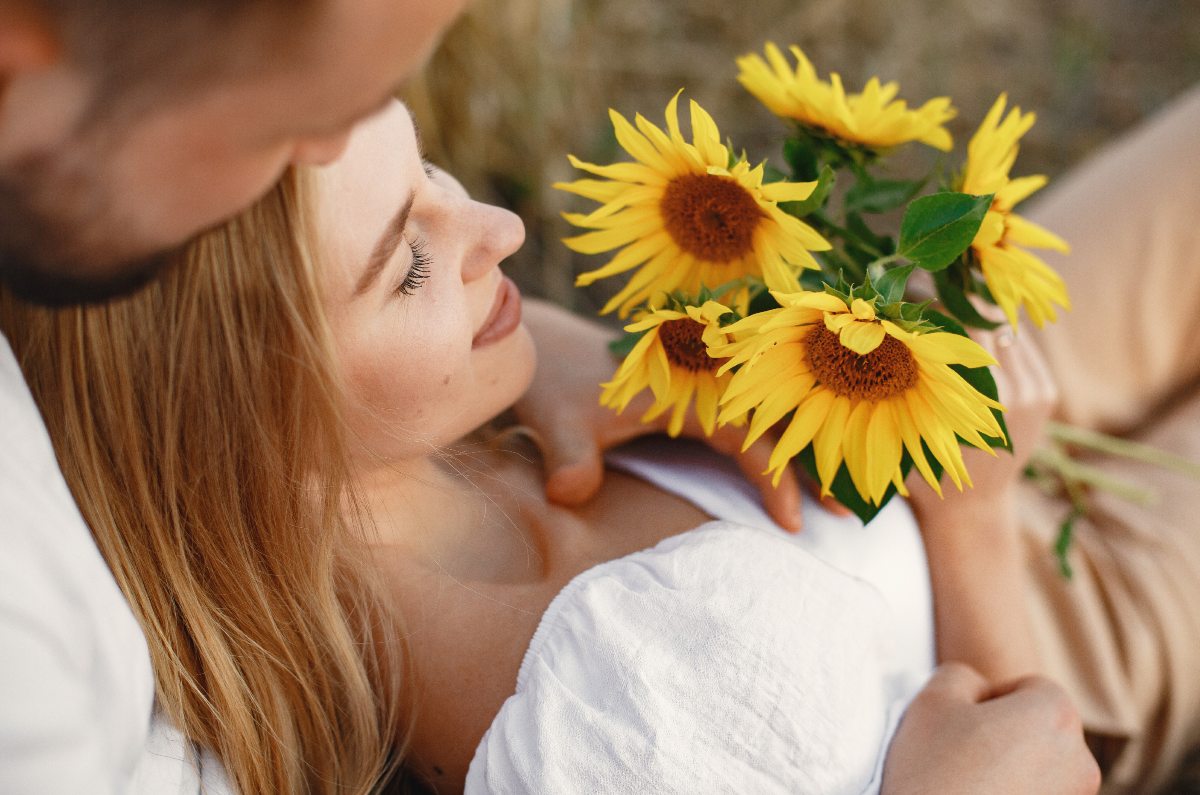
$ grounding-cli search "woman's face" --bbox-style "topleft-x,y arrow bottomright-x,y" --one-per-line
317,101 -> 534,464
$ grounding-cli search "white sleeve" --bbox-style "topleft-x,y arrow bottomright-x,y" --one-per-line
0,594 -> 113,794
0,343 -> 155,795
465,522 -> 906,795
0,493 -> 123,794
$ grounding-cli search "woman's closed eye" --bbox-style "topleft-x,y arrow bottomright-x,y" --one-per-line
396,236 -> 433,296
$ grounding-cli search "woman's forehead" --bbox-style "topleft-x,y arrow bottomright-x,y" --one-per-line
316,101 -> 420,295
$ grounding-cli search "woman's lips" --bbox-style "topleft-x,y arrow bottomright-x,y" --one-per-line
472,276 -> 523,349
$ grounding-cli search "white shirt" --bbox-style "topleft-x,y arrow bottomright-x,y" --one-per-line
610,438 -> 936,680
466,440 -> 935,794
0,333 -> 228,794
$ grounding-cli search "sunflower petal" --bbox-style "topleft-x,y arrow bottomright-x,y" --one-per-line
838,320 -> 886,355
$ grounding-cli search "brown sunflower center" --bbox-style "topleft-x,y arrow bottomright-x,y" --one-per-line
659,318 -> 721,373
660,173 -> 764,262
805,324 -> 918,401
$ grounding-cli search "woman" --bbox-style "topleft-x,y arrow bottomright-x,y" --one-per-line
7,96 -> 1172,793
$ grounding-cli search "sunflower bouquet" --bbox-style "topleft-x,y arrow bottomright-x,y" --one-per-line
555,42 -> 1072,524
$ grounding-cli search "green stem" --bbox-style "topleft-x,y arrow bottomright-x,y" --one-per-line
864,253 -> 906,282
809,210 -> 887,260
1046,421 -> 1200,478
1030,445 -> 1156,506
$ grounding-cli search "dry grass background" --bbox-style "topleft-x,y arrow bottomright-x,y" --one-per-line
404,0 -> 1200,314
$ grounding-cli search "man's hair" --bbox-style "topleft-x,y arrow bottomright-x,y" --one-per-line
40,0 -> 320,124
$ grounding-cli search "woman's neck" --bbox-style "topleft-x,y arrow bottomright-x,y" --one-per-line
352,443 -> 554,583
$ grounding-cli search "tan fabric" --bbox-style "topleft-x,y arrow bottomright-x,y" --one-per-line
1017,85 -> 1200,794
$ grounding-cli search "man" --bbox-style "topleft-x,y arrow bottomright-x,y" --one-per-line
0,1 -> 1096,792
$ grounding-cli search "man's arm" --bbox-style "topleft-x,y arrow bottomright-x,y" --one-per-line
0,356 -> 153,794
0,599 -> 115,795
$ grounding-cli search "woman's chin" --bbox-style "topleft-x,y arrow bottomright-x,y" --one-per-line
446,325 -> 537,444
492,323 -> 537,416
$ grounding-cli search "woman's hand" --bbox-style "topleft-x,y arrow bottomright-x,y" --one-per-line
907,323 -> 1059,531
906,324 -> 1058,682
883,663 -> 1100,795
515,298 -> 846,532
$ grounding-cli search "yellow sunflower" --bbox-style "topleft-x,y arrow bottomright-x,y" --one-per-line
711,291 -> 1005,504
601,301 -> 744,437
556,91 -> 830,317
961,94 -> 1070,329
736,42 -> 956,152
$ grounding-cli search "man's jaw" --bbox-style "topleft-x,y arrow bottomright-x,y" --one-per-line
0,246 -> 177,308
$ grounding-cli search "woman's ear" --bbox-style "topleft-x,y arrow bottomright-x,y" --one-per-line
0,4 -> 61,98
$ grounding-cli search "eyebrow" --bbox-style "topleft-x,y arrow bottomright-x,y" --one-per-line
355,189 -> 416,297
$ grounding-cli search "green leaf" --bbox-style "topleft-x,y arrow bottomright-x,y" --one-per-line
898,301 -> 929,324
845,212 -> 895,258
898,193 -> 992,272
822,277 -> 854,305
747,288 -> 782,315
1054,506 -> 1082,580
875,264 -> 916,304
845,176 -> 926,214
783,136 -> 819,181
799,268 -> 828,292
763,163 -> 790,184
816,249 -> 864,284
796,445 -> 905,524
607,329 -> 644,358
779,164 -> 836,219
932,269 -> 1002,330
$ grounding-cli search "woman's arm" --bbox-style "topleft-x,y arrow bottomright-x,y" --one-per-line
907,326 -> 1056,684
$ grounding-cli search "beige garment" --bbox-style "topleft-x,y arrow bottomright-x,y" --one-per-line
1017,84 -> 1200,794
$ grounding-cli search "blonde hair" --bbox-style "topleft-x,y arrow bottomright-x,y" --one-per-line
0,169 -> 405,794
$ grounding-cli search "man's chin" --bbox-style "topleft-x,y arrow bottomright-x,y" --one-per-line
0,250 -> 175,308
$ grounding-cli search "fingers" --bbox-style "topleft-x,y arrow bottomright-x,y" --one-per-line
1009,329 -> 1059,409
541,416 -> 607,507
987,675 -> 1083,733
918,662 -> 992,704
707,423 -> 805,532
817,490 -> 854,517
987,675 -> 1099,793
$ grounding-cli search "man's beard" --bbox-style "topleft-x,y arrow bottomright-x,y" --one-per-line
0,251 -> 169,307
0,151 -> 179,308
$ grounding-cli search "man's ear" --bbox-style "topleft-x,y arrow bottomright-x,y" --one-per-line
0,4 -> 61,94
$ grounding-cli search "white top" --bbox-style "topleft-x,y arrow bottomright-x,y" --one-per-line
466,439 -> 935,794
0,333 -> 231,794
611,438 -> 936,681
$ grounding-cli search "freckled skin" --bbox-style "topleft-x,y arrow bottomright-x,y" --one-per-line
322,103 -> 533,465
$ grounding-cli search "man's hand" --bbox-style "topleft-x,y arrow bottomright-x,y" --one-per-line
516,298 -> 846,532
883,664 -> 1100,795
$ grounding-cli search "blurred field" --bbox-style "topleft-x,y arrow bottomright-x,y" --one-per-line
405,0 -> 1200,312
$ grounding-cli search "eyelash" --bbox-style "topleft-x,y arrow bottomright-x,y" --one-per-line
396,236 -> 433,296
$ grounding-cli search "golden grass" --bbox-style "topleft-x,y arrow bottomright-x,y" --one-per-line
405,0 -> 1200,311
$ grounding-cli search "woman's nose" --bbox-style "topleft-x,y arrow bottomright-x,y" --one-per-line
461,203 -> 526,283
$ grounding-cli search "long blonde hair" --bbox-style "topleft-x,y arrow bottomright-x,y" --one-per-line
0,169 -> 405,794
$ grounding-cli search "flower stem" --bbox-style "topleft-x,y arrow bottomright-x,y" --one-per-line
809,211 -> 887,260
1046,421 -> 1200,478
